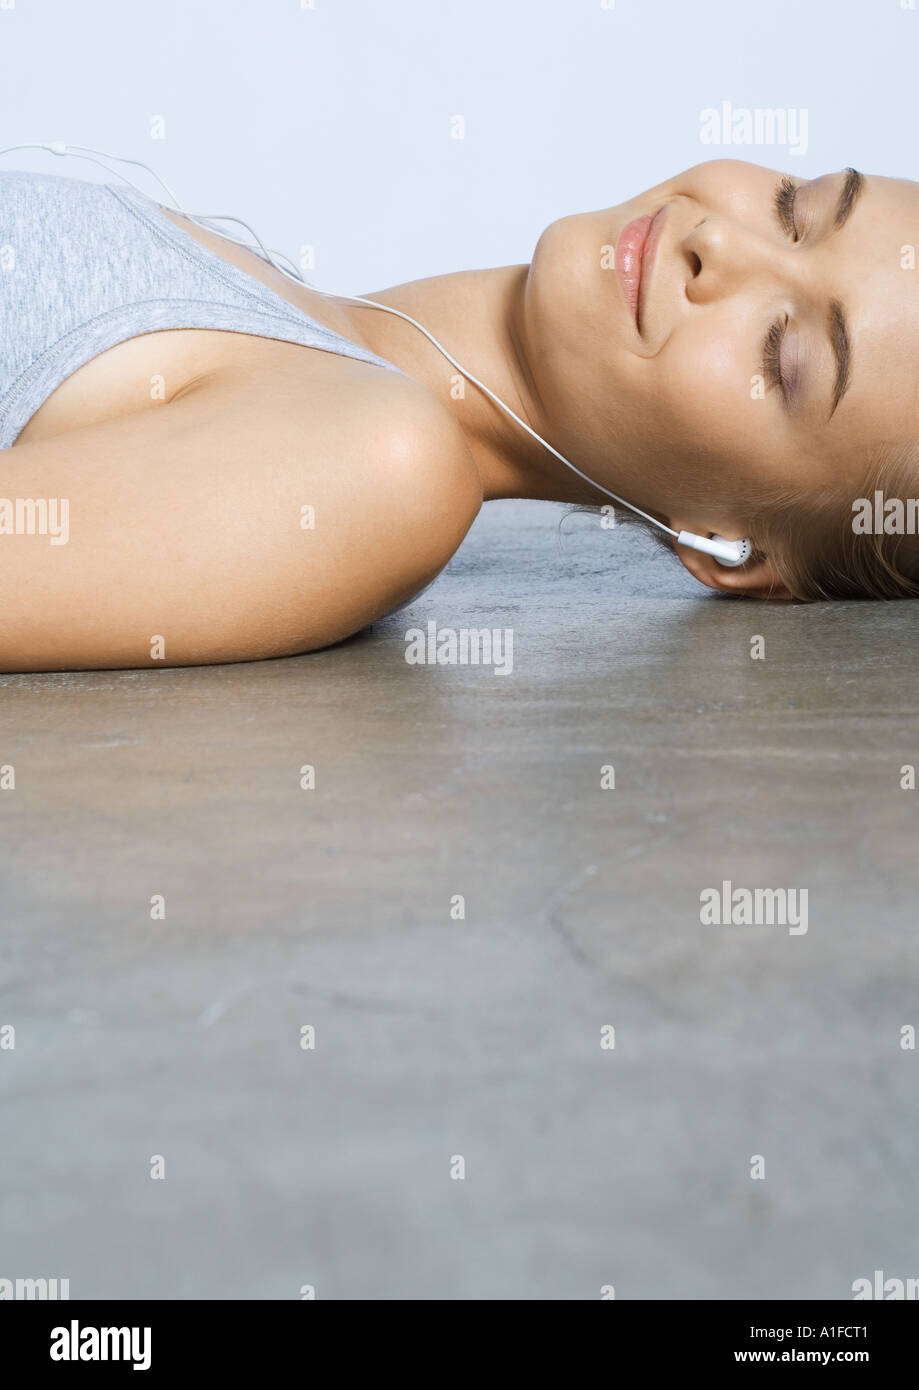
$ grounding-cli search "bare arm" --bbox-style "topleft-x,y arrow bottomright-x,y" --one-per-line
0,360 -> 482,671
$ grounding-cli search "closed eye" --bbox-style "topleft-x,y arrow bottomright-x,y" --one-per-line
762,315 -> 788,399
773,177 -> 799,240
766,169 -> 862,419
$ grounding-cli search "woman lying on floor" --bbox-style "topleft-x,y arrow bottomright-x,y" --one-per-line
0,157 -> 915,671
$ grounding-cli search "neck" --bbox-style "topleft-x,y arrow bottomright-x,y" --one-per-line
324,266 -> 606,506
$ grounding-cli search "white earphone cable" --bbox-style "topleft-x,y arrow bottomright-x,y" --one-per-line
0,142 -> 755,564
308,290 -> 679,536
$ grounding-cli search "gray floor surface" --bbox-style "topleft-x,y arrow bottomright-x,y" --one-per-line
1,499 -> 917,1299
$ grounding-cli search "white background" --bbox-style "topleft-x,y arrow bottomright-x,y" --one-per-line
1,0 -> 915,290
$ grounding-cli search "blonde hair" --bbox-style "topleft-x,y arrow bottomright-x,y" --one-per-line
571,443 -> 919,601
747,443 -> 919,601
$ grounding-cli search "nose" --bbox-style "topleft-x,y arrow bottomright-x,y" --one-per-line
681,215 -> 799,305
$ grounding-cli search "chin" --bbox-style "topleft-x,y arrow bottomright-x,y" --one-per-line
529,211 -> 616,350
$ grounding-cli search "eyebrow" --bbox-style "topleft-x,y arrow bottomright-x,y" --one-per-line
834,166 -> 864,229
825,168 -> 863,418
827,299 -> 850,417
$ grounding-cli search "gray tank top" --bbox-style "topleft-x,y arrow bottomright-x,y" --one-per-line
0,170 -> 405,450
0,170 -> 440,618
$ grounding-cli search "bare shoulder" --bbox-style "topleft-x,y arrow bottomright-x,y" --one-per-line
246,352 -> 485,645
0,351 -> 483,671
348,364 -> 483,521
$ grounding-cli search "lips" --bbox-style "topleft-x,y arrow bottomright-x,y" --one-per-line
616,206 -> 666,333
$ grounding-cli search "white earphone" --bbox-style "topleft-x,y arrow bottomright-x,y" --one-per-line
0,141 -> 752,568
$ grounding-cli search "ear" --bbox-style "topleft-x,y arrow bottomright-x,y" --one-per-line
673,535 -> 793,600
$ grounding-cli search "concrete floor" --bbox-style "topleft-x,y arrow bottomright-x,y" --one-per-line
1,498 -> 917,1300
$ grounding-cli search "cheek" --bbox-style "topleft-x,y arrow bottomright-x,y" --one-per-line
652,335 -> 765,468
676,160 -> 780,216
